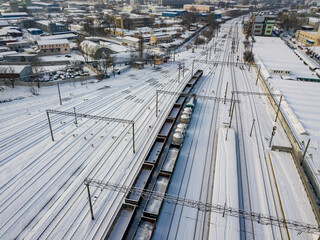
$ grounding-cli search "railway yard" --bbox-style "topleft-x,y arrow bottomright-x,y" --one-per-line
0,17 -> 320,240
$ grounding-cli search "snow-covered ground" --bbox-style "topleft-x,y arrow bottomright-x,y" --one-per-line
154,19 -> 319,240
0,37 -> 207,239
0,17 -> 319,240
253,35 -> 320,202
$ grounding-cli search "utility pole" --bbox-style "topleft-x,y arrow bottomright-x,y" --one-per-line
250,119 -> 255,137
229,91 -> 234,116
57,83 -> 62,105
191,60 -> 194,76
269,126 -> 277,147
182,63 -> 185,77
173,48 -> 175,62
73,107 -> 77,125
86,184 -> 94,220
224,82 -> 228,104
275,96 -> 283,122
46,112 -> 54,141
156,91 -> 158,117
229,102 -> 235,128
206,50 -> 208,63
301,139 -> 310,164
132,123 -> 135,154
178,64 -> 181,82
256,65 -> 261,85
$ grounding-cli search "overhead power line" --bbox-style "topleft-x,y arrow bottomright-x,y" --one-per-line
84,179 -> 320,236
45,109 -> 135,152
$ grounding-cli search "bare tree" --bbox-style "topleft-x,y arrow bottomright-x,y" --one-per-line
30,58 -> 43,88
79,40 -> 89,63
100,53 -> 112,77
8,66 -> 16,88
129,49 -> 138,63
0,67 -> 8,86
110,55 -> 117,77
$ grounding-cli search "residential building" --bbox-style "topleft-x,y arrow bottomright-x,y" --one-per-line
107,13 -> 154,30
150,33 -> 172,45
37,39 -> 70,56
35,20 -> 68,34
183,4 -> 214,12
247,13 -> 275,36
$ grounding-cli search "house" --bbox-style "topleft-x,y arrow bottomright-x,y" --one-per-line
37,39 -> 70,56
0,65 -> 33,81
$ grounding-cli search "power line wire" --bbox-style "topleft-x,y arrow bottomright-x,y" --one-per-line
84,178 -> 320,236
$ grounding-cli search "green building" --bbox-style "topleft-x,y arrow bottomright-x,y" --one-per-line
22,0 -> 31,6
264,19 -> 275,36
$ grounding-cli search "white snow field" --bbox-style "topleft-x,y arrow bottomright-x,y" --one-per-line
208,127 -> 240,240
0,17 -> 319,240
153,19 -> 319,240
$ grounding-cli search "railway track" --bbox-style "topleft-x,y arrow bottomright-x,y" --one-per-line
151,22 -> 236,240
229,23 -> 288,239
0,46 -> 209,239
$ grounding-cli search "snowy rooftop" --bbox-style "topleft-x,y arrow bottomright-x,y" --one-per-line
1,12 -> 28,17
308,17 -> 320,23
269,79 -> 320,169
99,41 -> 129,53
253,37 -> 318,80
0,51 -> 17,57
37,39 -> 69,46
40,33 -> 77,41
0,65 -> 28,73
122,36 -> 140,42
36,20 -> 51,26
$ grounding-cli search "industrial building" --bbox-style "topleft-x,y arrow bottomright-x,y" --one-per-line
0,65 -> 32,81
80,40 -> 112,59
3,53 -> 38,63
